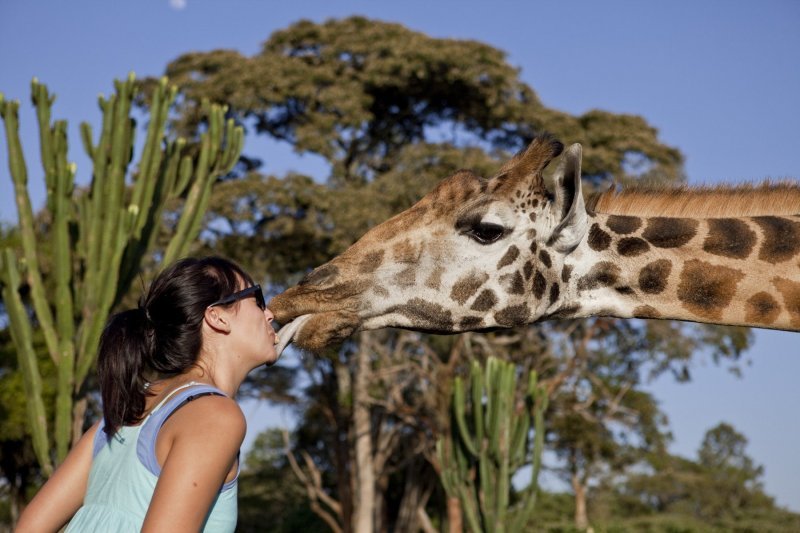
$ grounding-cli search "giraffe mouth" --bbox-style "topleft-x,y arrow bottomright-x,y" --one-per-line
274,314 -> 313,357
269,284 -> 365,352
273,310 -> 361,353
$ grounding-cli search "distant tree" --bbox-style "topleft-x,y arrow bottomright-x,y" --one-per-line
618,421 -> 774,522
695,422 -> 771,518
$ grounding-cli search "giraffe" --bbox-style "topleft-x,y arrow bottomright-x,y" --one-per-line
270,134 -> 800,354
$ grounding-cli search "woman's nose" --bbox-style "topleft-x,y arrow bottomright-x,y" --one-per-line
264,307 -> 275,322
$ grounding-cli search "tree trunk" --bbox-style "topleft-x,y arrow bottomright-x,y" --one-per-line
572,472 -> 589,530
374,475 -> 388,533
352,333 -> 375,533
333,365 -> 354,533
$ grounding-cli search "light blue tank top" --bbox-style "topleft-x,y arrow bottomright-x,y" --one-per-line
65,383 -> 239,532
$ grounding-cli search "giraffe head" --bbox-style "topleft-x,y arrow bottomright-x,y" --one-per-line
270,134 -> 591,351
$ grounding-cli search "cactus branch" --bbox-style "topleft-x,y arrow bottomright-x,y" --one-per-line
437,356 -> 549,532
0,250 -> 54,476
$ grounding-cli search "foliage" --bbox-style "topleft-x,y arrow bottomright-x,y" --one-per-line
161,17 -> 684,188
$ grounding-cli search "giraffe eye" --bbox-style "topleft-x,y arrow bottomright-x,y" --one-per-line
465,222 -> 507,245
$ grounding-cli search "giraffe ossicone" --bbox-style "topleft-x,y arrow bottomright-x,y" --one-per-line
269,134 -> 800,352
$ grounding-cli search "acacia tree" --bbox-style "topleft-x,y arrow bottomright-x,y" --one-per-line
155,17 -> 749,531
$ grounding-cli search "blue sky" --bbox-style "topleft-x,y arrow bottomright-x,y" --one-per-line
2,0 -> 799,511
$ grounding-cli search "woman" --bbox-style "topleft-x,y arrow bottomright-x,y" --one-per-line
16,256 -> 279,532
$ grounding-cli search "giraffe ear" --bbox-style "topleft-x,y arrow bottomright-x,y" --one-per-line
548,143 -> 588,253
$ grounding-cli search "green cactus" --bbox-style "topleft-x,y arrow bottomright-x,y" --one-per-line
436,356 -> 549,533
0,74 -> 243,472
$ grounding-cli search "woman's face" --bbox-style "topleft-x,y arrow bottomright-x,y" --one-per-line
226,282 -> 279,368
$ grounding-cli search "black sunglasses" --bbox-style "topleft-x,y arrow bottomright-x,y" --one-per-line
208,284 -> 266,311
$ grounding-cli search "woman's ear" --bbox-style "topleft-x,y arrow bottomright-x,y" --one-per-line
204,306 -> 233,334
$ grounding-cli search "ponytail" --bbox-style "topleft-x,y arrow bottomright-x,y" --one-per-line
97,308 -> 155,437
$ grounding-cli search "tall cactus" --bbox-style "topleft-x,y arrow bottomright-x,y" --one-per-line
0,74 -> 243,473
436,356 -> 549,533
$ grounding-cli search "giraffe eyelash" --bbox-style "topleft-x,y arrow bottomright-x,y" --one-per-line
461,222 -> 508,245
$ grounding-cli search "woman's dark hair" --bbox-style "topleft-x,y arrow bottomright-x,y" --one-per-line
97,256 -> 255,437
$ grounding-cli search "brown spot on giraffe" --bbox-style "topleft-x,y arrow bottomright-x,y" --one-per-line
494,304 -> 530,327
578,261 -> 621,291
549,282 -> 560,305
561,264 -> 573,283
497,245 -> 520,269
615,286 -> 635,295
471,289 -> 498,312
358,250 -> 385,273
617,237 -> 650,257
538,249 -> 552,269
634,305 -> 661,319
753,216 -> 800,263
459,316 -> 484,330
523,261 -> 534,280
299,264 -> 339,287
501,271 -> 526,295
606,215 -> 642,235
394,266 -> 416,287
425,266 -> 445,290
393,239 -> 419,263
542,304 -> 581,320
638,259 -> 672,294
588,223 -> 612,251
745,292 -> 780,325
677,260 -> 745,320
532,271 -> 547,299
703,218 -> 757,259
643,217 -> 699,248
772,277 -> 800,328
450,272 -> 489,305
529,241 -> 538,254
388,298 -> 454,331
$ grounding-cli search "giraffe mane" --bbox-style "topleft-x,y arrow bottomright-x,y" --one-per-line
587,180 -> 800,218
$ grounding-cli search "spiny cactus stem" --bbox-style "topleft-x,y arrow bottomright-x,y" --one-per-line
131,79 -> 170,230
84,95 -> 114,288
2,97 -> 60,364
32,80 -> 57,196
453,377 -> 478,457
0,250 -> 54,476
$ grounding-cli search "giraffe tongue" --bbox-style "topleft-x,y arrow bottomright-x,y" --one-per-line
275,314 -> 313,358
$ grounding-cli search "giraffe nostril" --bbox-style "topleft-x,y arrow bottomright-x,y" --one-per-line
299,264 -> 340,287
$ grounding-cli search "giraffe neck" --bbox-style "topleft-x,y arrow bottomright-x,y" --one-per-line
557,213 -> 800,330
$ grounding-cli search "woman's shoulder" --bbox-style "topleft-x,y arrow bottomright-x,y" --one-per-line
163,391 -> 246,443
